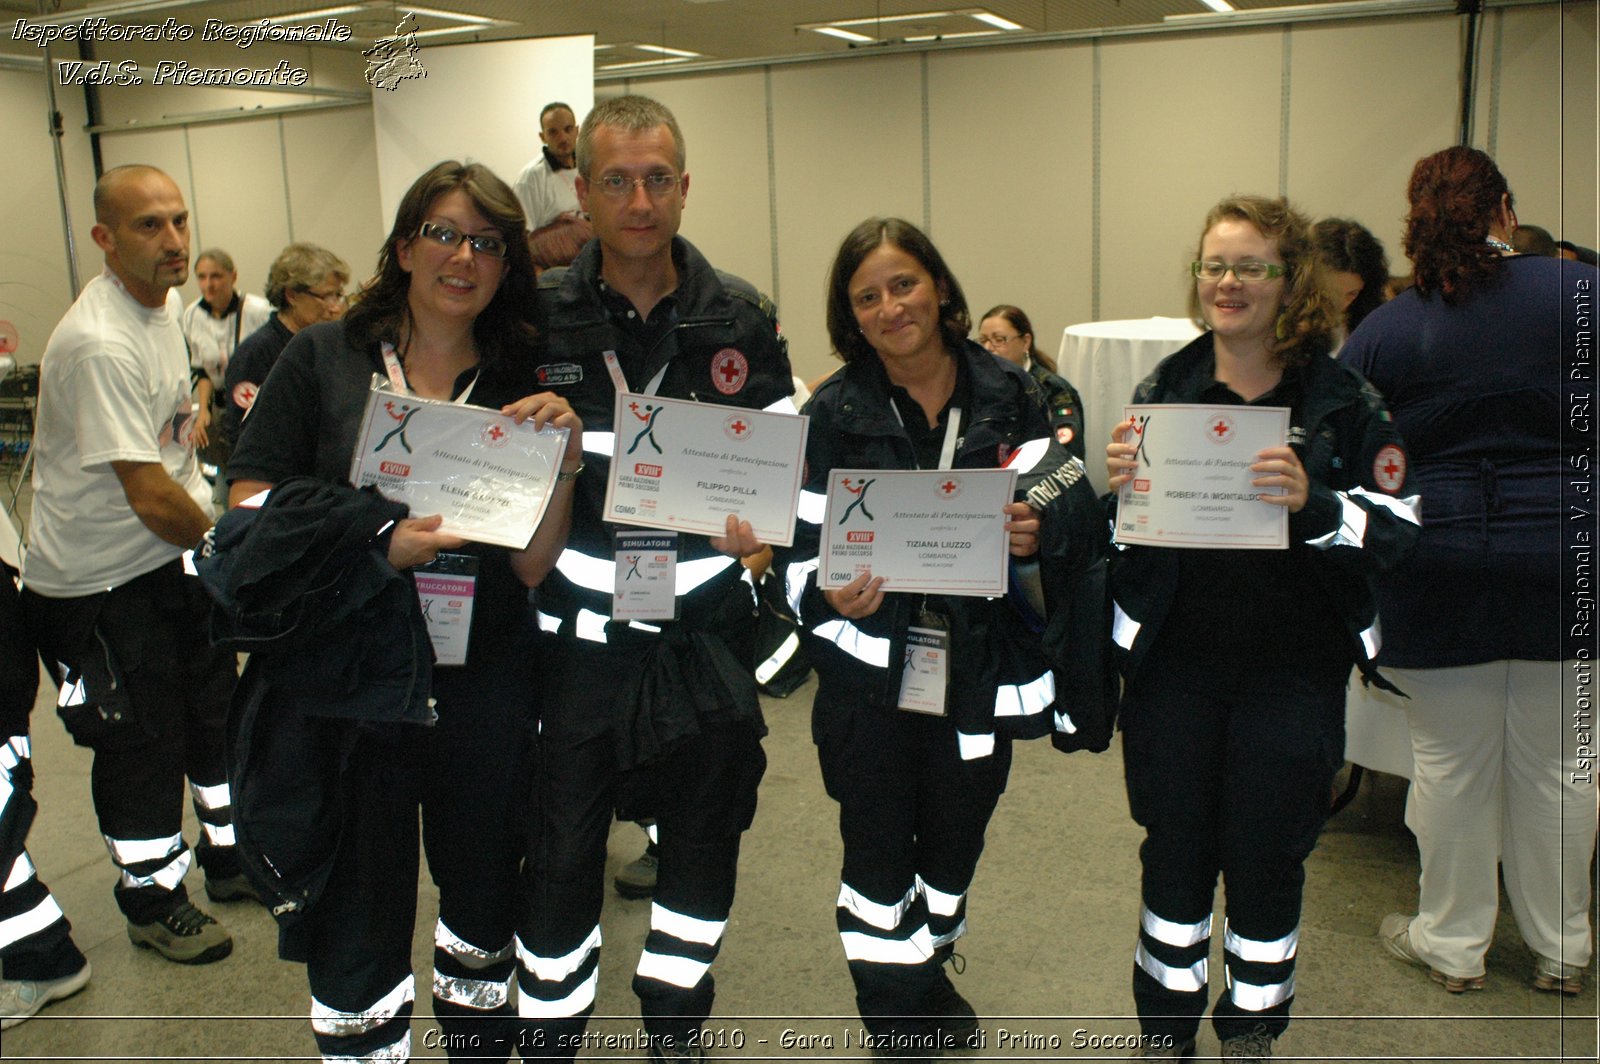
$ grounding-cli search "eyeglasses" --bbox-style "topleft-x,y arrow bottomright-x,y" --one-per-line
977,333 -> 1021,347
591,172 -> 682,199
1192,260 -> 1286,282
301,287 -> 346,305
417,221 -> 509,260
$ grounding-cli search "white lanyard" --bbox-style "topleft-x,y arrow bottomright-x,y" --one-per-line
889,402 -> 962,471
381,341 -> 478,405
601,349 -> 670,398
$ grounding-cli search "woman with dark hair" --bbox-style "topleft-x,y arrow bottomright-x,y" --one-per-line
226,161 -> 583,1062
1341,146 -> 1597,998
977,304 -> 1086,458
1106,195 -> 1418,1060
787,218 -> 1061,1060
1312,218 -> 1389,341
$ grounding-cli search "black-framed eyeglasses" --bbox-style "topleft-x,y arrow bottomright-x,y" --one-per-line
1192,260 -> 1285,282
592,172 -> 682,199
418,221 -> 509,260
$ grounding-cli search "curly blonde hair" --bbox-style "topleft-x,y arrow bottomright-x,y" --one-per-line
1186,195 -> 1338,366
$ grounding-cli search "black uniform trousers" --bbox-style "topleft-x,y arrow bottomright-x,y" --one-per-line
283,656 -> 531,1062
516,637 -> 765,1060
22,560 -> 238,925
812,689 -> 1012,1045
0,562 -> 85,981
1120,656 -> 1347,1043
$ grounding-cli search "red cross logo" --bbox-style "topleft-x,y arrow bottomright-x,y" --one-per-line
935,476 -> 963,500
232,381 -> 258,410
1206,414 -> 1235,444
1373,444 -> 1407,492
711,349 -> 748,395
941,480 -> 957,494
488,425 -> 504,441
724,414 -> 752,441
731,420 -> 746,434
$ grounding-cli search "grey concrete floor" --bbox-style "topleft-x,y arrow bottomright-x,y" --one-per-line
3,665 -> 1596,1062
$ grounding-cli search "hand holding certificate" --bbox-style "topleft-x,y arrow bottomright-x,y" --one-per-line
1112,403 -> 1290,549
349,387 -> 570,549
818,468 -> 1017,597
603,391 -> 809,547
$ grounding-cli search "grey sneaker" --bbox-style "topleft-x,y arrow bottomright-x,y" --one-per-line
614,843 -> 659,900
1378,912 -> 1485,992
1533,956 -> 1584,995
127,901 -> 233,964
204,872 -> 263,904
0,961 -> 91,1030
1219,1023 -> 1274,1061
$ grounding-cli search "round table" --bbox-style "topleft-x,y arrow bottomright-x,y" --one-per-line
1057,317 -> 1202,494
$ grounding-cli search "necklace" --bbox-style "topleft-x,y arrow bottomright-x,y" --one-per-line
1485,236 -> 1517,254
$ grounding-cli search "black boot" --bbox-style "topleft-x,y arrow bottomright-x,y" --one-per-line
924,947 -> 977,1045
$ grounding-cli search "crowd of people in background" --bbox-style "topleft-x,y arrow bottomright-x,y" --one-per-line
0,88 -> 1592,1064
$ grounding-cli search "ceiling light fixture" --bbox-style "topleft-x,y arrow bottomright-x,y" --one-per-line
970,13 -> 1023,30
812,26 -> 876,43
1197,0 -> 1237,10
634,43 -> 704,57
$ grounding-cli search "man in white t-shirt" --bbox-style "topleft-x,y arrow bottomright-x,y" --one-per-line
179,247 -> 270,456
514,100 -> 594,269
20,165 -> 245,970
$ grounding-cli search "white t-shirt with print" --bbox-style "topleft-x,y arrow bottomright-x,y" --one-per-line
23,271 -> 212,597
181,292 -> 271,388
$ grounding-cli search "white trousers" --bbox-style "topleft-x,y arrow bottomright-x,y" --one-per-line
1380,660 -> 1596,978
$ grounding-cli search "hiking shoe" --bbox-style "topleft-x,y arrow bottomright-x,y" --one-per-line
204,873 -> 263,904
1219,1023 -> 1274,1061
0,961 -> 92,1030
615,842 -> 659,900
925,954 -> 978,1043
1533,956 -> 1585,995
1379,912 -> 1484,992
1129,1036 -> 1195,1059
127,901 -> 233,964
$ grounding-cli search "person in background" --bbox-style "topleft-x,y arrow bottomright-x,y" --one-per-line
180,248 -> 270,473
227,160 -> 581,1062
1511,223 -> 1560,258
1311,218 -> 1389,346
515,100 -> 594,270
21,165 -> 247,970
783,218 -> 1055,1061
219,243 -> 349,457
977,304 -> 1085,459
1106,195 -> 1418,1061
1342,146 -> 1597,999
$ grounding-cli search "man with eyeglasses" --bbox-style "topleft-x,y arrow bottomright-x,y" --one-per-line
520,94 -> 793,1063
515,100 -> 594,270
20,165 -> 250,978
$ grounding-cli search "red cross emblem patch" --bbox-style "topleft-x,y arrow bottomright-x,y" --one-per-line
724,414 -> 752,441
1373,444 -> 1406,493
479,420 -> 510,448
1206,414 -> 1235,444
711,349 -> 748,395
935,476 -> 963,500
232,381 -> 258,410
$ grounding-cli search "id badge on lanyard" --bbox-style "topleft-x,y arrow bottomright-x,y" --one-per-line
603,351 -> 679,621
414,552 -> 479,666
893,406 -> 962,715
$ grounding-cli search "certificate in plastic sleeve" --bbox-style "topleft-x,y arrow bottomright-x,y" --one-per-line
818,467 -> 1017,597
349,388 -> 569,549
1113,403 -> 1289,549
603,392 -> 809,547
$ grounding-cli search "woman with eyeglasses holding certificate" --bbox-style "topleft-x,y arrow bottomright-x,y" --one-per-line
1105,196 -> 1418,1060
225,161 -> 582,1063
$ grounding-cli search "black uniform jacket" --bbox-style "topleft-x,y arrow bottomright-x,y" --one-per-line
530,236 -> 792,766
781,341 -> 1111,748
1107,335 -> 1421,690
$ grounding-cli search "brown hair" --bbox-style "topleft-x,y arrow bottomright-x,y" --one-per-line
979,304 -> 1056,372
1403,146 -> 1512,302
826,217 -> 970,365
1187,195 -> 1338,367
344,160 -> 539,367
576,95 -> 685,178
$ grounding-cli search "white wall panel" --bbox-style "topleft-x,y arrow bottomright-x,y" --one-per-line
281,107 -> 385,288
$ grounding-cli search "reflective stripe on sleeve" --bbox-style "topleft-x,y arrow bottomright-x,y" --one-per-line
838,881 -> 916,932
839,924 -> 935,965
104,832 -> 184,866
1351,487 -> 1421,525
917,877 -> 964,918
1054,709 -> 1078,735
993,670 -> 1054,717
1223,920 -> 1299,964
4,852 -> 36,892
812,619 -> 890,668
517,969 -> 598,1019
0,893 -> 66,950
754,631 -> 800,685
515,925 -> 602,983
1306,494 -> 1368,550
784,559 -> 818,617
1360,617 -> 1382,660
635,949 -> 711,989
1112,602 -> 1141,651
189,781 -> 231,811
956,732 -> 995,760
119,850 -> 190,891
432,971 -> 510,1010
436,920 -> 515,966
311,974 -> 415,1036
1225,967 -> 1296,1011
1141,905 -> 1212,948
1135,941 -> 1207,993
200,822 -> 236,847
650,902 -> 726,946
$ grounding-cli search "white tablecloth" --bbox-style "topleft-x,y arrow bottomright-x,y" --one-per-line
1058,317 -> 1201,495
1345,676 -> 1416,779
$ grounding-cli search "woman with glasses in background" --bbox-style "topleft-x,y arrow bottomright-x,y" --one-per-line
976,304 -> 1086,459
226,161 -> 582,1062
1105,195 -> 1418,1061
219,242 -> 351,462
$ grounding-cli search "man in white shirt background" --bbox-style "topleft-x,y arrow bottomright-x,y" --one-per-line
515,100 -> 594,269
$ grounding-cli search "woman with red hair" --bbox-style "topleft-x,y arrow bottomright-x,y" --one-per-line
1341,146 -> 1597,997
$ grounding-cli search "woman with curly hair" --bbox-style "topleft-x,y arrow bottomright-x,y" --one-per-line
1106,195 -> 1419,1060
1341,146 -> 1597,998
1312,217 -> 1389,342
